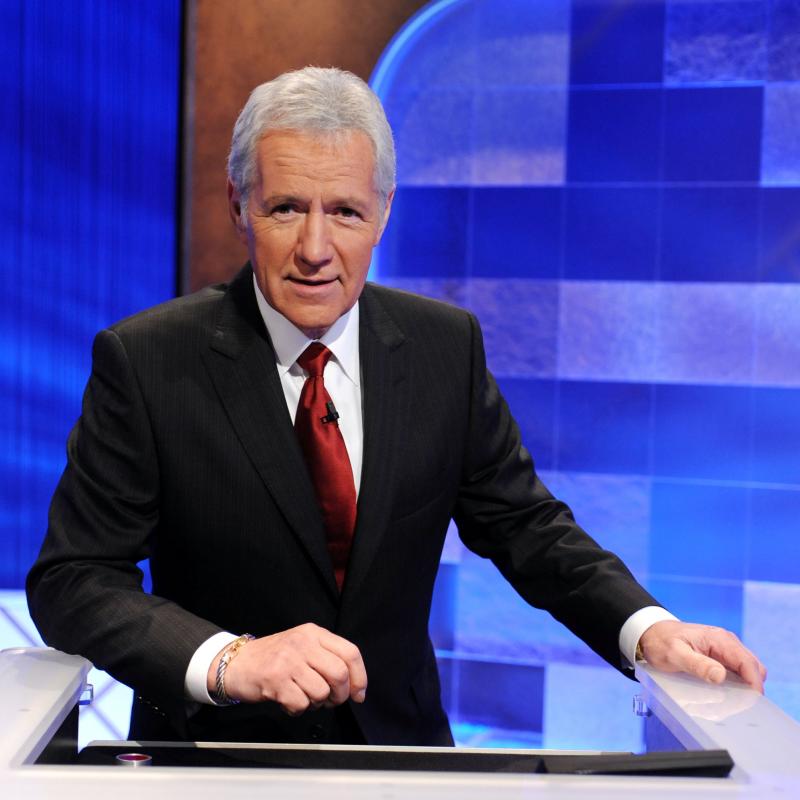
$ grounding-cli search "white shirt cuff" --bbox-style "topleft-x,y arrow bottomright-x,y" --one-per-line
184,631 -> 239,705
619,606 -> 679,668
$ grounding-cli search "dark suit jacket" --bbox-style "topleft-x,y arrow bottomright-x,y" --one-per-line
27,264 -> 659,745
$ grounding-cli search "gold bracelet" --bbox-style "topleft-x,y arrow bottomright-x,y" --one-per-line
213,634 -> 254,705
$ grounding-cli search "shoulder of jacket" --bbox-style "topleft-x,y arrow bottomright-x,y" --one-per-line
107,282 -> 227,342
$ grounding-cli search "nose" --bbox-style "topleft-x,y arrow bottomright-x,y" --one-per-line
296,209 -> 333,269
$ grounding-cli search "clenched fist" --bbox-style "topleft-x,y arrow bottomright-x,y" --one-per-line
207,623 -> 367,715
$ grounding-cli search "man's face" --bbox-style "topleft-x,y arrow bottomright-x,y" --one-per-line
229,129 -> 393,339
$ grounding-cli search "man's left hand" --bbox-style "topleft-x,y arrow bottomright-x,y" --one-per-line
638,620 -> 767,693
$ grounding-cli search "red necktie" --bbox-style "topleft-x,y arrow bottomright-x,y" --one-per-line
295,343 -> 357,590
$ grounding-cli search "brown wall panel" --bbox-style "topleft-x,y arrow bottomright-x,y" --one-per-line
183,0 -> 429,292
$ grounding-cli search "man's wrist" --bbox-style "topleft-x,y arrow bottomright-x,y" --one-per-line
619,607 -> 679,667
185,631 -> 239,705
635,639 -> 645,662
211,634 -> 255,705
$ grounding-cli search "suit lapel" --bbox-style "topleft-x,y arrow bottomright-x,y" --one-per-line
201,266 -> 338,599
341,285 -> 410,605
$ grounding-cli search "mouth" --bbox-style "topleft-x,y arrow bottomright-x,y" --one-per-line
285,276 -> 341,299
287,277 -> 338,286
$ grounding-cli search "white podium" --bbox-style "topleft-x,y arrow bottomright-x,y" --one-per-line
2,647 -> 799,799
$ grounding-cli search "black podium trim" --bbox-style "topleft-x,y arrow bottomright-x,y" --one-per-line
78,743 -> 734,777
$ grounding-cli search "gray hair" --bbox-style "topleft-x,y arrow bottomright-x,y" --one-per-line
228,67 -> 396,215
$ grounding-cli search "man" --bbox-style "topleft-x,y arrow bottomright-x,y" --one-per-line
27,67 -> 765,746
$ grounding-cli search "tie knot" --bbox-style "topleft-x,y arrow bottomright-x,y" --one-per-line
297,342 -> 332,377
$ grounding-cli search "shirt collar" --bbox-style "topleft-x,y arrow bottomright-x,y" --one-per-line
253,273 -> 360,387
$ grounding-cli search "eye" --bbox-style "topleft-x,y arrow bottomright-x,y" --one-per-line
271,203 -> 296,216
335,206 -> 361,219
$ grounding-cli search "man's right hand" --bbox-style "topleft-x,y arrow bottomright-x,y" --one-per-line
206,623 -> 367,715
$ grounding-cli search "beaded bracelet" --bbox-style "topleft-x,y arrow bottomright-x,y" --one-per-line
213,634 -> 254,705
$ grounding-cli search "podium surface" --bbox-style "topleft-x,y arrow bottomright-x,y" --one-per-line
2,647 -> 799,799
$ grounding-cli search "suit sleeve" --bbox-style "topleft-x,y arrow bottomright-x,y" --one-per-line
452,312 -> 660,671
26,328 -> 223,710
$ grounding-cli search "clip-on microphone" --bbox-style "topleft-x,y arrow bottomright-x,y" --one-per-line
320,400 -> 340,425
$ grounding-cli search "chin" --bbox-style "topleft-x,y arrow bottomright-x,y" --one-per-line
290,315 -> 337,339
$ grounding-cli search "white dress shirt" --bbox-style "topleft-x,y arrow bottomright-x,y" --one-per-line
183,278 -> 675,704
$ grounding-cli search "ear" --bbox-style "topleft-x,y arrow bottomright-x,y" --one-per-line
227,179 -> 248,242
374,187 -> 395,245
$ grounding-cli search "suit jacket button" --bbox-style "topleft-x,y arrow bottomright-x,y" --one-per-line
310,724 -> 325,741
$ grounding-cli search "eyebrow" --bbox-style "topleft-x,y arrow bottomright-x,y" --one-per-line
262,194 -> 305,208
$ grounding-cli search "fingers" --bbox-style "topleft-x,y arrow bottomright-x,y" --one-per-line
736,659 -> 765,693
281,667 -> 334,716
316,628 -> 368,702
305,646 -> 354,705
704,630 -> 766,693
221,623 -> 367,715
639,621 -> 766,693
670,639 -> 726,685
270,677 -> 336,717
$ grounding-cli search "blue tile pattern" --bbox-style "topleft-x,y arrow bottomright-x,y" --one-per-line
567,88 -> 663,182
474,0 -> 571,87
758,188 -> 800,281
652,385 -> 754,480
767,0 -> 800,80
665,1 -> 767,84
762,83 -> 800,184
650,480 -> 749,580
455,658 -> 545,732
660,188 -> 760,281
544,662 -> 644,751
471,188 -> 563,279
569,0 -> 666,85
473,89 -> 569,184
751,387 -> 800,483
645,576 -> 745,636
564,188 -> 660,280
376,0 -> 572,187
743,580 -> 800,682
455,548 -> 595,661
387,89 -> 476,184
379,187 -> 469,277
747,491 -> 800,583
496,378 -> 558,470
558,280 -> 659,381
653,283 -> 756,384
663,87 -> 763,181
556,380 -> 653,474
372,0 -> 800,745
754,285 -> 800,385
465,279 -> 560,377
